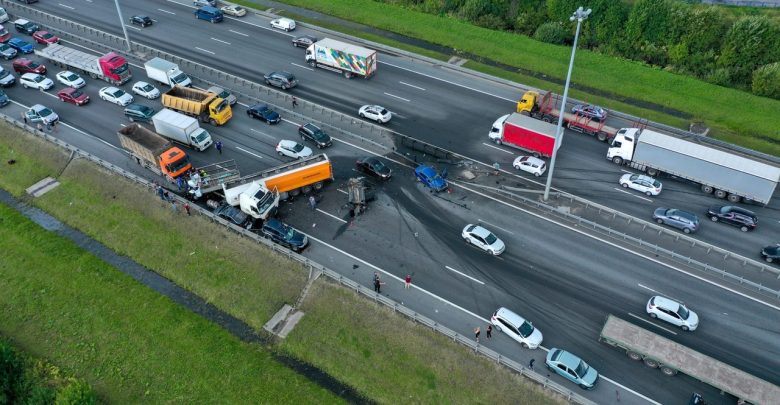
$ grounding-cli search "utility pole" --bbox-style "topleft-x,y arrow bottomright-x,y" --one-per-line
113,0 -> 132,52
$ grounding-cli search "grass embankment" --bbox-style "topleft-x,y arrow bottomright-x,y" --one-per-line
0,123 -> 563,403
252,0 -> 780,156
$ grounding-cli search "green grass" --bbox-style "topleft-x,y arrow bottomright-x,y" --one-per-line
0,203 -> 340,404
246,0 -> 780,154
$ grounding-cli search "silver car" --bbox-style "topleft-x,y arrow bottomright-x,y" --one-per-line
646,296 -> 699,331
653,208 -> 699,234
0,42 -> 17,60
207,86 -> 236,105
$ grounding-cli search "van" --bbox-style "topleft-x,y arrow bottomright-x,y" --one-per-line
193,0 -> 216,6
194,6 -> 223,23
270,17 -> 296,32
490,307 -> 543,349
14,18 -> 39,35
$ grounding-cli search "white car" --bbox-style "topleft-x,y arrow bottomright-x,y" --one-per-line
221,5 -> 246,16
55,71 -> 85,89
270,17 -> 296,31
132,81 -> 160,99
646,296 -> 699,331
513,156 -> 546,177
619,173 -> 662,196
276,140 -> 312,159
25,104 -> 58,124
20,73 -> 54,91
358,105 -> 392,124
462,224 -> 505,256
490,307 -> 543,349
99,86 -> 133,106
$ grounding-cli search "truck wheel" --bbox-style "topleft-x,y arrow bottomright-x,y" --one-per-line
627,351 -> 642,361
519,110 -> 530,116
344,71 -> 352,79
714,189 -> 727,199
646,168 -> 658,176
542,117 -> 551,123
701,185 -> 714,194
660,366 -> 677,376
308,61 -> 316,68
727,194 -> 741,203
643,358 -> 659,368
494,139 -> 502,145
612,156 -> 623,165
597,132 -> 607,142
532,152 -> 541,158
302,185 -> 312,194
313,182 -> 324,191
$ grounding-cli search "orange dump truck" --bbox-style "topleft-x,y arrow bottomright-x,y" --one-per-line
118,123 -> 192,179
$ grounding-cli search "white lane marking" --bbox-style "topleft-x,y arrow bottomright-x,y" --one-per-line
614,187 -> 653,202
195,47 -> 215,55
628,313 -> 678,335
316,208 -> 347,224
381,60 -> 516,103
599,375 -> 663,405
290,62 -> 314,71
638,284 -> 657,293
158,8 -> 175,15
384,92 -> 410,102
399,81 -> 426,91
337,189 -> 348,195
210,37 -> 231,45
59,3 -> 75,9
235,146 -> 263,159
621,169 -> 633,173
125,25 -> 142,31
481,142 -> 514,154
229,29 -> 249,36
476,219 -> 514,235
444,266 -> 485,285
249,128 -> 276,140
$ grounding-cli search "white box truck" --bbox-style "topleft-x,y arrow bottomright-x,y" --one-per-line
144,57 -> 192,87
151,108 -> 213,151
305,38 -> 376,79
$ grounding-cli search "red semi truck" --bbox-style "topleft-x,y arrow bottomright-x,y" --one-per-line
488,112 -> 557,158
35,44 -> 131,85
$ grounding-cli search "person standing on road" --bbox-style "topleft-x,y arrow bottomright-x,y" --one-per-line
374,276 -> 381,293
404,274 -> 412,289
309,195 -> 317,210
184,202 -> 191,216
292,96 -> 298,108
474,327 -> 481,343
215,141 -> 223,155
486,324 -> 492,339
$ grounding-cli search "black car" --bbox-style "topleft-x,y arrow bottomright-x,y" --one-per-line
124,104 -> 156,122
356,156 -> 392,180
707,205 -> 757,232
214,203 -> 252,228
263,71 -> 297,90
260,218 -> 308,252
247,103 -> 280,124
0,90 -> 9,107
13,19 -> 39,35
298,123 -> 332,149
292,35 -> 317,48
130,15 -> 153,27
761,244 -> 779,263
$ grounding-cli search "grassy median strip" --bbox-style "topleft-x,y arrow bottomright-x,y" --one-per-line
253,0 -> 780,154
0,203 -> 340,403
0,123 -> 563,403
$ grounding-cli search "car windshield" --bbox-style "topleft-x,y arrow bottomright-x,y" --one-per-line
518,321 -> 534,338
32,75 -> 44,83
484,232 -> 498,245
168,156 -> 191,173
214,99 -> 229,114
70,90 -> 83,98
42,33 -> 53,39
111,63 -> 129,74
284,226 -> 296,240
216,90 -> 229,99
292,143 -> 304,153
193,129 -> 209,143
678,305 -> 690,320
372,160 -> 386,171
65,73 -> 78,81
111,90 -> 123,97
652,180 -> 661,187
574,360 -> 590,378
141,84 -> 154,92
0,44 -> 8,50
29,62 -> 39,68
38,108 -> 52,116
720,206 -> 731,214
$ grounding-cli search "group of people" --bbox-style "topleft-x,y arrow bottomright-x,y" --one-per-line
373,272 -> 413,294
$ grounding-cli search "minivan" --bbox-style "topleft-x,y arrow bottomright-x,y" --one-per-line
13,19 -> 38,35
490,307 -> 543,349
194,6 -> 223,23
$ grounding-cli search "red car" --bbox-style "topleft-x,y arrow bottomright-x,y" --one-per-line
0,25 -> 11,43
32,31 -> 59,45
57,88 -> 90,106
12,58 -> 46,74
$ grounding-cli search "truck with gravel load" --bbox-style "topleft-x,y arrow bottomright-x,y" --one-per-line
35,44 -> 131,85
305,38 -> 376,79
600,315 -> 780,405
606,127 -> 780,205
162,85 -> 232,126
152,108 -> 213,152
117,124 -> 191,179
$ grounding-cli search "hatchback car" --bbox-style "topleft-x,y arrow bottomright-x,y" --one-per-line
512,155 -> 546,177
414,164 -> 447,192
8,37 -> 33,53
214,203 -> 252,228
12,58 -> 44,74
207,86 -> 236,105
55,71 -> 85,88
99,86 -> 133,106
761,244 -> 780,263
124,103 -> 155,122
19,72 -> 53,90
24,104 -> 58,124
545,348 -> 599,389
247,103 -> 280,124
646,296 -> 699,331
707,205 -> 757,232
490,307 -> 543,349
0,43 -> 16,59
653,208 -> 699,234
298,123 -> 332,149
619,173 -> 662,196
260,218 -> 308,252
358,104 -> 391,124
270,17 -> 296,31
32,30 -> 58,45
571,104 -> 607,122
462,224 -> 505,256
131,81 -> 160,99
0,8 -> 8,24
220,5 -> 246,16
129,15 -> 153,27
264,71 -> 297,90
292,35 -> 317,48
57,87 -> 89,106
276,140 -> 312,159
356,156 -> 392,180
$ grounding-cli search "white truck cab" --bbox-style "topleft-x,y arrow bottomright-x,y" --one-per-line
223,181 -> 279,221
488,114 -> 509,142
606,127 -> 640,165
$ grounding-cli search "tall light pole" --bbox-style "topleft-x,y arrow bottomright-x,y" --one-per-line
543,6 -> 591,201
113,0 -> 132,52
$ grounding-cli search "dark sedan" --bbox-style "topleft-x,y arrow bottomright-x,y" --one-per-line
260,218 -> 308,252
356,156 -> 392,180
247,103 -> 280,124
761,244 -> 779,263
707,205 -> 757,232
292,35 -> 317,48
57,88 -> 90,106
571,104 -> 607,122
213,203 -> 252,228
130,15 -> 153,27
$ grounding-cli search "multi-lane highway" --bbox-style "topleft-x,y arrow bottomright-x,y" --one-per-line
2,1 -> 779,403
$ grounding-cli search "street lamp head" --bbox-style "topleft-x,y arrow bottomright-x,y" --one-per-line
570,7 -> 592,22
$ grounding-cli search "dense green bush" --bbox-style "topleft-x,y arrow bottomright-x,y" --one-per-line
752,62 -> 780,99
533,21 -> 569,44
0,341 -> 24,404
55,379 -> 97,405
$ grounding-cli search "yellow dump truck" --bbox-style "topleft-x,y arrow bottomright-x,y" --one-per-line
162,85 -> 232,126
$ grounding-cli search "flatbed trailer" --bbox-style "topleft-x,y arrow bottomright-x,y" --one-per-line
517,91 -> 619,142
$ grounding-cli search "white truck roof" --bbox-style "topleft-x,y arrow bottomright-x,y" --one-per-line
152,108 -> 196,128
315,38 -> 375,58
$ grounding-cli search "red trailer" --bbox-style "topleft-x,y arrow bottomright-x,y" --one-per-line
488,113 -> 557,158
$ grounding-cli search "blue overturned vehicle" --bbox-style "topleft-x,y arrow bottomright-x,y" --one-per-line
415,164 -> 448,192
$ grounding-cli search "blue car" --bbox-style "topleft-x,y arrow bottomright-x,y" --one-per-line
415,164 -> 448,192
545,348 -> 599,390
8,37 -> 33,54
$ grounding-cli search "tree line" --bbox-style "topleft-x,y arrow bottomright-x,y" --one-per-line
385,0 -> 780,99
